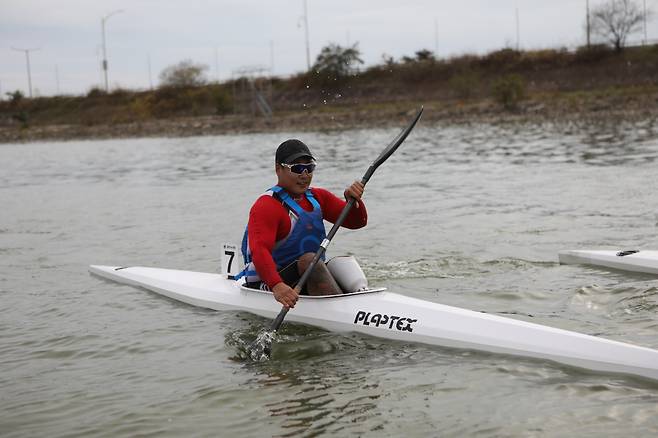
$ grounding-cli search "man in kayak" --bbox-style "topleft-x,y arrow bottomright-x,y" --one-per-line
236,139 -> 366,309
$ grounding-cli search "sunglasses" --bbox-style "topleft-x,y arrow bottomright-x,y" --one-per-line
280,162 -> 317,174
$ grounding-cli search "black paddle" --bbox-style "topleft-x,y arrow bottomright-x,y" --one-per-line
248,106 -> 423,360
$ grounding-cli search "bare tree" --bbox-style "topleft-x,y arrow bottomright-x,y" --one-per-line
590,0 -> 645,51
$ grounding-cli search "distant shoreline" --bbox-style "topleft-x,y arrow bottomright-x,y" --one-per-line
3,44 -> 658,143
1,92 -> 656,144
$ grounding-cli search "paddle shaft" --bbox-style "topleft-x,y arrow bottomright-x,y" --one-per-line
269,107 -> 424,332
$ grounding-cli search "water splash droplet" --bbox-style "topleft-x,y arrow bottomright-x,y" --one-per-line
247,329 -> 275,362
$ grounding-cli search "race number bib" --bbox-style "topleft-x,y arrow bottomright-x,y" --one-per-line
221,243 -> 240,277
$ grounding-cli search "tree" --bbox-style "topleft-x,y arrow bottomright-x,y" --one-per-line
590,0 -> 645,51
401,49 -> 436,64
414,49 -> 435,62
6,90 -> 24,105
311,43 -> 364,81
159,59 -> 209,87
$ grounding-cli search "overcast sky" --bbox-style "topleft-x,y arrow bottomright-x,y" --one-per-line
1,0 -> 656,97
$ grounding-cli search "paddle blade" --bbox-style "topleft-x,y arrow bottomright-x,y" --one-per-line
247,329 -> 275,361
372,106 -> 423,170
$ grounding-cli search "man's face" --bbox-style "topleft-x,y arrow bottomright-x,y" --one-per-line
275,157 -> 315,196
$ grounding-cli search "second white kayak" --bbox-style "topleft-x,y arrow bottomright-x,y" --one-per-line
558,249 -> 658,275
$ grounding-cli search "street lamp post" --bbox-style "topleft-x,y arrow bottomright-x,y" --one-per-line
303,0 -> 310,70
101,10 -> 123,92
642,0 -> 647,45
11,47 -> 40,98
515,6 -> 520,51
586,0 -> 591,48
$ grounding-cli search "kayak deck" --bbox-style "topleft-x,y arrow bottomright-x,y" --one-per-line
89,265 -> 658,382
558,250 -> 658,275
89,265 -> 386,311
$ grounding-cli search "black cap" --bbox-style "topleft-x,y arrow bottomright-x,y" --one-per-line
275,139 -> 315,164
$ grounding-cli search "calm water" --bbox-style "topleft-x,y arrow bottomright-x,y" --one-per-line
2,118 -> 658,437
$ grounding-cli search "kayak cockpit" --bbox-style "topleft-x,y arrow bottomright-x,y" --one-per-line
237,284 -> 387,299
233,255 -> 386,298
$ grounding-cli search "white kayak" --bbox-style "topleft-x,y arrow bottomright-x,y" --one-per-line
89,265 -> 658,381
559,249 -> 658,275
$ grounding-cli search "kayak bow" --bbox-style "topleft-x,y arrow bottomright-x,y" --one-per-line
89,265 -> 658,382
559,249 -> 658,275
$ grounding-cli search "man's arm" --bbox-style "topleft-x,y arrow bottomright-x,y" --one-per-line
312,186 -> 368,229
247,196 -> 289,288
248,196 -> 300,308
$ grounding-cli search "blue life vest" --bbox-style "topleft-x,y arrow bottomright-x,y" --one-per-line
235,186 -> 326,283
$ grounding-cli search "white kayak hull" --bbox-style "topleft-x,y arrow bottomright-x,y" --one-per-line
89,265 -> 658,381
559,250 -> 658,275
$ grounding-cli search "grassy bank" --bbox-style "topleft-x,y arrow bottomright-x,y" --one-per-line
1,44 -> 657,143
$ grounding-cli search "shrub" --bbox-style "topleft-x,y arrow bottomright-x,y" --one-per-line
213,88 -> 233,115
130,95 -> 154,120
6,90 -> 24,105
482,48 -> 522,70
449,71 -> 481,99
491,74 -> 526,110
159,60 -> 208,88
12,111 -> 29,128
86,87 -> 105,98
519,48 -> 571,69
574,44 -> 614,63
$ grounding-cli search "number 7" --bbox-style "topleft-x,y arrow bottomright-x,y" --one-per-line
225,250 -> 235,273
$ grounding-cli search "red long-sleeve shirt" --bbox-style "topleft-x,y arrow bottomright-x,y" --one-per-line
247,187 -> 367,288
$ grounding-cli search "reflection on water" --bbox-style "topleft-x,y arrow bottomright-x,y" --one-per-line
259,357 -> 380,436
2,120 -> 658,436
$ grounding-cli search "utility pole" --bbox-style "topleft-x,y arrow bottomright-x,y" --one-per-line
303,0 -> 310,70
147,53 -> 153,90
55,64 -> 60,95
434,17 -> 439,57
515,6 -> 520,51
11,47 -> 40,98
213,47 -> 220,82
270,40 -> 275,74
642,0 -> 647,45
101,9 -> 123,92
586,0 -> 591,48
